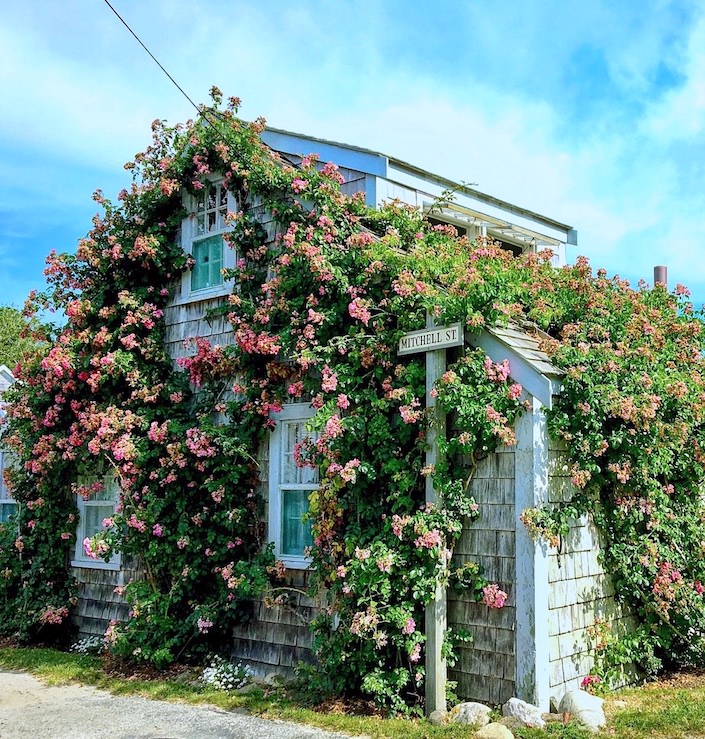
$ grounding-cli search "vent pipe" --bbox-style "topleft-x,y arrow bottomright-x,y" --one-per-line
654,265 -> 668,288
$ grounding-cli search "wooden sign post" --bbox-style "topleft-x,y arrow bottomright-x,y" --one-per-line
398,317 -> 464,717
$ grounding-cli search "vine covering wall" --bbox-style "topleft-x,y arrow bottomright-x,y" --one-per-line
2,89 -> 705,710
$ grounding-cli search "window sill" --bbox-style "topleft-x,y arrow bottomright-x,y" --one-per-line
277,555 -> 312,571
171,280 -> 234,307
71,558 -> 122,572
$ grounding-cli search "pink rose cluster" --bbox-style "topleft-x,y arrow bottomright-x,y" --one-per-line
482,583 -> 508,609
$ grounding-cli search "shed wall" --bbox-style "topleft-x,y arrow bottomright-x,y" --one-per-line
230,569 -> 319,679
546,440 -> 633,699
448,447 -> 516,705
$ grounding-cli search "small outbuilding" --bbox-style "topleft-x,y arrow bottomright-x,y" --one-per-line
66,128 -> 624,710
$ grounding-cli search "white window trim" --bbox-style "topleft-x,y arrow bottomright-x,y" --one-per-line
422,203 -> 534,256
0,448 -> 17,524
268,403 -> 318,570
71,473 -> 121,571
173,178 -> 239,305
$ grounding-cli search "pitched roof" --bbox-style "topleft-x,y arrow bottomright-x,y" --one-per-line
260,127 -> 577,249
469,322 -> 562,408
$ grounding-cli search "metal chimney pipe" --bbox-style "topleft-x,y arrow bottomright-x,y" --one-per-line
654,265 -> 668,288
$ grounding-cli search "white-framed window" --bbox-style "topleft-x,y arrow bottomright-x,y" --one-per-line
72,472 -> 121,570
0,448 -> 17,524
268,404 -> 319,569
177,180 -> 239,303
424,205 -> 530,257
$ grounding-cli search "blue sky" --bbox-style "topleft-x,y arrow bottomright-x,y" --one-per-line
2,0 -> 705,309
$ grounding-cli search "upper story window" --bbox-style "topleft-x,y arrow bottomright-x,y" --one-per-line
176,180 -> 239,304
192,183 -> 228,292
268,404 -> 319,569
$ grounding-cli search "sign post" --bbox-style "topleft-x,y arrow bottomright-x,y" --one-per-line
398,317 -> 463,717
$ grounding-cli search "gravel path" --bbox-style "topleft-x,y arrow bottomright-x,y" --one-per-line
0,670 -> 362,739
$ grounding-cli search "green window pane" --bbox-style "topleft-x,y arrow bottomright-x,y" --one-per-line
281,489 -> 313,556
0,503 -> 17,524
191,236 -> 223,291
84,504 -> 114,539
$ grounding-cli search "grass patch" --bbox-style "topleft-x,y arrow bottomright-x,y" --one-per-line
1,647 -> 704,738
605,671 -> 705,739
0,647 -> 104,685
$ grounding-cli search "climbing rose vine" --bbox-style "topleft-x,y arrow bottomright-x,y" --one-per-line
1,88 -> 705,708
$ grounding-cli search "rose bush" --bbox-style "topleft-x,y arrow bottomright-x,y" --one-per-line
2,89 -> 705,709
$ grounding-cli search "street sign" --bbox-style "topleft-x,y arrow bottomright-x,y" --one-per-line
398,322 -> 464,356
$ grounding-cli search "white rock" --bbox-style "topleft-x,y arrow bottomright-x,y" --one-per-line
475,722 -> 514,739
427,709 -> 447,726
558,690 -> 606,733
501,697 -> 545,728
448,701 -> 492,726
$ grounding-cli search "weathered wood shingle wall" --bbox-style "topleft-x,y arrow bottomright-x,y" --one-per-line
448,446 -> 516,704
546,440 -> 633,698
73,560 -> 141,640
230,569 -> 320,679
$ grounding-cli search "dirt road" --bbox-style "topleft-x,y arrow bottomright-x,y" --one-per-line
0,670 -> 359,739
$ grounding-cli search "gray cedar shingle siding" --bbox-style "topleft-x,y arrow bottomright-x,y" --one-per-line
448,446 -> 516,705
73,561 -> 140,640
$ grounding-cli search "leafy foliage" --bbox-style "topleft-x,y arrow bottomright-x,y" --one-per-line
2,89 -> 705,711
0,305 -> 45,370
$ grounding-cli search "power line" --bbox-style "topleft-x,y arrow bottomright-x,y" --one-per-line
102,0 -> 201,115
101,1 -> 285,168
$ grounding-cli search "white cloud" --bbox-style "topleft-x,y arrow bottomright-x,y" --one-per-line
641,10 -> 705,141
1,0 -> 704,307
0,15 -> 190,170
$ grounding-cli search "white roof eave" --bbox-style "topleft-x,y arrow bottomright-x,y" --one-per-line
467,329 -> 562,409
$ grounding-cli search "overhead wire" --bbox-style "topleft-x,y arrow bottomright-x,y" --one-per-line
102,0 -> 201,116
101,1 -> 292,167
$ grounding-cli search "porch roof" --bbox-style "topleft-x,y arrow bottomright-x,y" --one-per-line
470,322 -> 562,409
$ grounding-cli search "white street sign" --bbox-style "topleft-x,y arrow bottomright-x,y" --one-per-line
398,322 -> 464,356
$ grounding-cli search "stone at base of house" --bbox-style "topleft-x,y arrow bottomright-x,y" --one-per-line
448,701 -> 492,726
501,697 -> 545,728
263,672 -> 288,687
427,709 -> 447,727
558,690 -> 606,733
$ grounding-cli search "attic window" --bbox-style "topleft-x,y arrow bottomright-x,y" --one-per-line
177,179 -> 239,304
190,183 -> 230,292
191,235 -> 224,291
195,182 -> 229,236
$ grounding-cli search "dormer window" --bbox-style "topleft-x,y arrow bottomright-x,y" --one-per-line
426,215 -> 468,239
425,205 -> 540,258
177,180 -> 238,303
